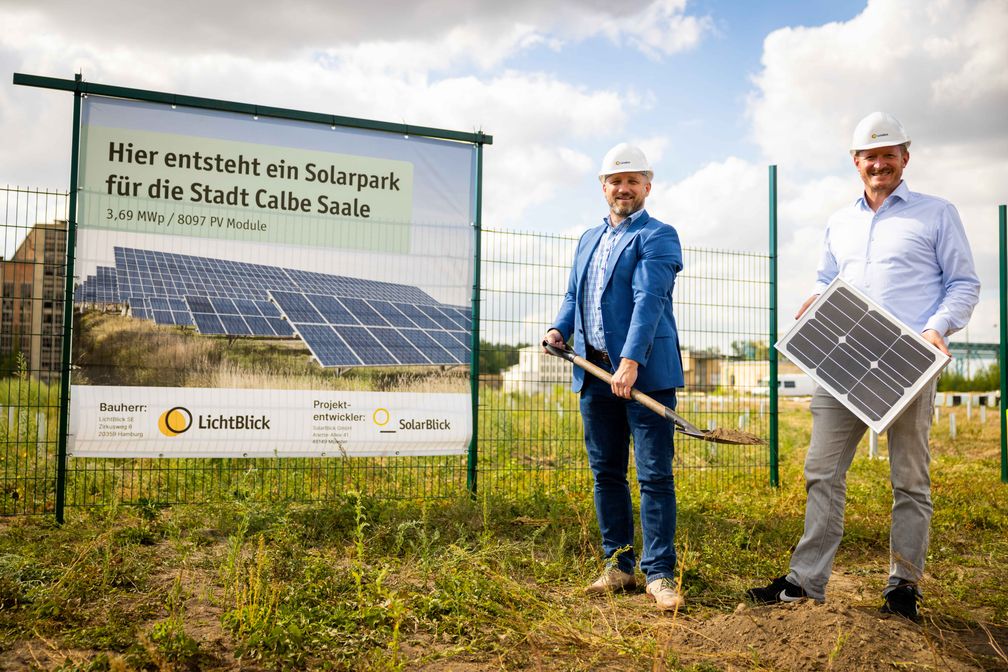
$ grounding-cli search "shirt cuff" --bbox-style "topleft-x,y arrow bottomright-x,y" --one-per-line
923,317 -> 949,338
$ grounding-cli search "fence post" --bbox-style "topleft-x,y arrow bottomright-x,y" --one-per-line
467,140 -> 485,497
768,165 -> 780,487
1000,204 -> 1007,484
54,74 -> 83,524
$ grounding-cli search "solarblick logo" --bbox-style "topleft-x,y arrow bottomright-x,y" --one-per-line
159,407 -> 193,437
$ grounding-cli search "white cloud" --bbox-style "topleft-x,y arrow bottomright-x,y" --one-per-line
750,0 -> 1008,173
0,0 -> 710,67
649,157 -> 766,252
2,1 -> 710,229
746,0 -> 1008,342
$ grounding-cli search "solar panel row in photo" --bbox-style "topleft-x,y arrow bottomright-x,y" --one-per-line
269,290 -> 470,367
779,284 -> 941,424
74,247 -> 471,368
76,266 -> 120,304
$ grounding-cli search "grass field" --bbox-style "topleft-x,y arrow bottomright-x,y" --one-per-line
0,396 -> 1006,670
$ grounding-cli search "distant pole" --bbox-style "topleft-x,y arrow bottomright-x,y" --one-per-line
55,74 -> 84,524
769,165 -> 779,487
467,141 -> 485,497
999,204 -> 1006,483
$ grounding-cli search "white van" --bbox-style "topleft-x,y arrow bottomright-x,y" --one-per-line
754,373 -> 816,396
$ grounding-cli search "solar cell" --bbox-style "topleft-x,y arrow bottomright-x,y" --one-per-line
219,314 -> 252,335
400,328 -> 455,364
417,305 -> 461,331
340,297 -> 390,327
306,294 -> 355,325
243,315 -> 275,336
270,291 -> 326,323
295,323 -> 360,366
185,295 -> 215,314
233,299 -> 261,316
267,318 -> 294,337
256,300 -> 281,318
367,300 -> 416,328
392,302 -> 438,329
368,327 -> 430,364
192,312 -> 226,335
776,278 -> 948,433
172,311 -> 193,326
210,297 -> 239,314
332,325 -> 395,365
433,329 -> 468,363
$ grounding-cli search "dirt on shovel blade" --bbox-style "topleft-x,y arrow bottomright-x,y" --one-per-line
702,427 -> 766,444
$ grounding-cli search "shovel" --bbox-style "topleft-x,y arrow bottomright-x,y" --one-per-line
542,342 -> 765,445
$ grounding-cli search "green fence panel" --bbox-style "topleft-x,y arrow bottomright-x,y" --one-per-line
477,227 -> 772,496
0,187 -> 68,514
1,186 -> 772,513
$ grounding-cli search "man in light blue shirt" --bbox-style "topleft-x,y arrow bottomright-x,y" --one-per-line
747,112 -> 980,621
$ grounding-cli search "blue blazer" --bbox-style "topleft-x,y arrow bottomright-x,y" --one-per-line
552,210 -> 684,393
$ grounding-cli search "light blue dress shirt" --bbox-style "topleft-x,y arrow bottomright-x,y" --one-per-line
583,210 -> 642,351
813,181 -> 980,336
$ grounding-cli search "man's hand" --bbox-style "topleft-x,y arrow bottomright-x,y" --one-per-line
611,358 -> 639,399
922,329 -> 949,356
795,294 -> 820,320
542,328 -> 565,353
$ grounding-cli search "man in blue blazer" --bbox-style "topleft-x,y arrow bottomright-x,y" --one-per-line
543,143 -> 685,612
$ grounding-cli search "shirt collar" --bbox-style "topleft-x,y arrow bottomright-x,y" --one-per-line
857,180 -> 910,211
603,208 -> 646,230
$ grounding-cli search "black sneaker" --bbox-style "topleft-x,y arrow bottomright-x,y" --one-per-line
746,575 -> 808,604
880,584 -> 920,622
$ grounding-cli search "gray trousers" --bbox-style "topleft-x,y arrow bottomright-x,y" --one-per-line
787,380 -> 936,600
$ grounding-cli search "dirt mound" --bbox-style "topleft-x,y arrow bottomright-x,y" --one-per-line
665,598 -> 985,671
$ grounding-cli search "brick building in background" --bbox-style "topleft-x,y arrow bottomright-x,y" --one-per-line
0,220 -> 67,381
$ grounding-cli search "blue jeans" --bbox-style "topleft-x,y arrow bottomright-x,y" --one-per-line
580,374 -> 678,582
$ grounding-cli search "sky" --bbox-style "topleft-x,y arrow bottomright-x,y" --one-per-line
1,0 -> 1006,344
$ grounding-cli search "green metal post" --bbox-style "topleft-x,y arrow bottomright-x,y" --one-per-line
467,141 -> 484,496
55,75 -> 83,523
999,204 -> 1006,483
768,166 -> 780,487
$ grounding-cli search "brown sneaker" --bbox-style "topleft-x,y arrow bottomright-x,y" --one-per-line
585,567 -> 637,595
646,577 -> 685,612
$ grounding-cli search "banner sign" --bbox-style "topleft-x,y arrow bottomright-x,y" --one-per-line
70,387 -> 470,458
72,96 -> 476,457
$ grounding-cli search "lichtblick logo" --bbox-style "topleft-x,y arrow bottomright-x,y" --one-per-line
159,406 -> 193,437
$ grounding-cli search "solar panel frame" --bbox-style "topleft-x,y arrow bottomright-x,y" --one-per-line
776,277 -> 949,433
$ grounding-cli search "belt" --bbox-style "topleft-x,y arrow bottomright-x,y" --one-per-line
585,345 -> 612,368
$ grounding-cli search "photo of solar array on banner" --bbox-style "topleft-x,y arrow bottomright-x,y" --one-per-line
76,247 -> 472,368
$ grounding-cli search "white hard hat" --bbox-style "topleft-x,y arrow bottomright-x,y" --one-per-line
598,143 -> 653,180
850,111 -> 911,154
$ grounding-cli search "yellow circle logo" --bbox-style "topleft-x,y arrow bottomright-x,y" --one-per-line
372,408 -> 390,426
158,407 -> 193,436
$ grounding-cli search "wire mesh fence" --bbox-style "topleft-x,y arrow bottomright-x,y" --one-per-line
0,186 -> 773,514
477,228 -> 772,495
0,187 -> 68,514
